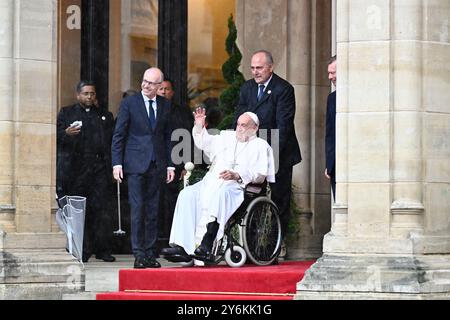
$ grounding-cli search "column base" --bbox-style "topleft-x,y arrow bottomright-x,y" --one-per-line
0,231 -> 85,300
296,253 -> 450,300
0,248 -> 85,300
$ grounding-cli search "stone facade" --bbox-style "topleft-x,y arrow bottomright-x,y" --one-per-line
0,0 -> 448,299
296,0 -> 450,299
0,0 -> 83,299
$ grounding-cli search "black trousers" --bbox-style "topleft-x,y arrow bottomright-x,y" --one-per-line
127,162 -> 161,259
270,164 -> 294,240
158,169 -> 182,243
70,157 -> 113,257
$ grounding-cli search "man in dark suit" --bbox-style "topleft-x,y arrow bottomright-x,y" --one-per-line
325,56 -> 337,201
56,80 -> 116,263
112,68 -> 175,269
156,79 -> 194,247
233,50 -> 302,242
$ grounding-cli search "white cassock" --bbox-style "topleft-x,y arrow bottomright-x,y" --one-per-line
169,126 -> 275,255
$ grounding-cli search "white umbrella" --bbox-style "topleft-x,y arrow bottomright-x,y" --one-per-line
56,196 -> 86,262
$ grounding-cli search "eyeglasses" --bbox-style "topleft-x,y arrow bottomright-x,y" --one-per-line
142,79 -> 162,87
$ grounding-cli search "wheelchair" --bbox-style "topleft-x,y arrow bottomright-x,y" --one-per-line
193,182 -> 282,268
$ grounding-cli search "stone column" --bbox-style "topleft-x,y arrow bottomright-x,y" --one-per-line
13,0 -> 56,233
0,0 -> 15,233
297,0 -> 450,299
236,0 -> 332,260
0,0 -> 83,300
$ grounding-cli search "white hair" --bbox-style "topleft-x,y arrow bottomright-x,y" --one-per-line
244,112 -> 260,126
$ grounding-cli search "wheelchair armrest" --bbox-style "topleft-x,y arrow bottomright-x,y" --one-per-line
244,182 -> 267,197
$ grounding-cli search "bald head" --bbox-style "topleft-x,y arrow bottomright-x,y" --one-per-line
141,67 -> 164,99
251,50 -> 274,84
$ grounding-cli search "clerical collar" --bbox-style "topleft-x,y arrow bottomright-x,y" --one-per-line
79,104 -> 91,112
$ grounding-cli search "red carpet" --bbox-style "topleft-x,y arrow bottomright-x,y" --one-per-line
96,260 -> 315,300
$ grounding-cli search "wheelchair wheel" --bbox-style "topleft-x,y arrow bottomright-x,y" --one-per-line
242,197 -> 281,266
225,245 -> 247,268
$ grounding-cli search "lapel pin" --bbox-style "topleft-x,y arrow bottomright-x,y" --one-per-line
268,90 -> 272,95
102,116 -> 106,121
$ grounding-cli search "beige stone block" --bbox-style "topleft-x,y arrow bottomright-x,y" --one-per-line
349,0 -> 390,41
15,123 -> 53,187
0,185 -> 13,206
242,0 -> 288,78
335,113 -> 348,183
0,58 -> 14,121
336,43 -> 348,113
15,59 -> 54,124
392,182 -> 423,205
0,121 -> 13,186
393,112 -> 422,181
393,41 -> 422,111
347,183 -> 391,238
15,185 -> 52,233
348,42 -> 390,112
423,113 -> 450,183
423,0 -> 450,43
423,43 -> 450,113
393,0 -> 422,40
16,0 -> 55,61
424,183 -> 450,234
348,113 -> 390,182
336,0 -> 349,43
0,0 -> 13,58
335,182 -> 348,207
287,0 -> 311,86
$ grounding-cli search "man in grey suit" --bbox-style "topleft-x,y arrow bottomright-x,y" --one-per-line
233,50 -> 302,246
112,68 -> 175,269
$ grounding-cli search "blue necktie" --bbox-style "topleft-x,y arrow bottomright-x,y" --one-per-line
257,85 -> 265,101
149,100 -> 156,161
149,100 -> 156,129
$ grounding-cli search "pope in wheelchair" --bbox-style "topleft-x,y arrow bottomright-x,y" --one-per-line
161,109 -> 281,267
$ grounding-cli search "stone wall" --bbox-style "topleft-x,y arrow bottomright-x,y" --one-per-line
298,0 -> 450,299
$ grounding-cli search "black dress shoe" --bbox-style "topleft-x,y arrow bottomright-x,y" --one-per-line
82,253 -> 92,263
134,257 -> 147,269
160,246 -> 192,263
145,257 -> 161,268
96,254 -> 116,262
191,245 -> 212,262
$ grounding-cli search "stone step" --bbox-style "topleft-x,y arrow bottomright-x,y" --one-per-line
63,292 -> 97,300
1,249 -> 84,300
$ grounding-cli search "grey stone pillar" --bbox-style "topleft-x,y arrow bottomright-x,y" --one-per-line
297,0 -> 450,299
0,0 -> 84,300
0,0 -> 15,233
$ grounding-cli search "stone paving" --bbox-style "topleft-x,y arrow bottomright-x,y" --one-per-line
62,255 -> 179,300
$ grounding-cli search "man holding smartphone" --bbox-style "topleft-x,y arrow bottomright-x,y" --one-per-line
56,80 -> 116,263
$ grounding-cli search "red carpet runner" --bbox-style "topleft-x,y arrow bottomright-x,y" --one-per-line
96,260 -> 315,300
